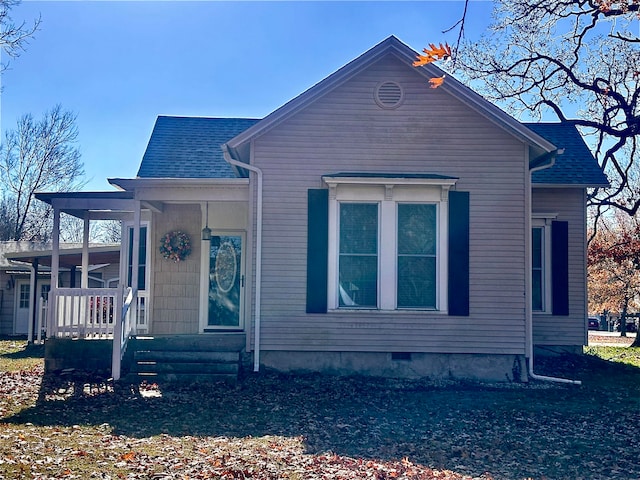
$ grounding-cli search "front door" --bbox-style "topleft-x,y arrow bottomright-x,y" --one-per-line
14,280 -> 50,335
206,234 -> 244,330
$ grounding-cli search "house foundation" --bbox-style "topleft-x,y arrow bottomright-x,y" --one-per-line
259,351 -> 528,383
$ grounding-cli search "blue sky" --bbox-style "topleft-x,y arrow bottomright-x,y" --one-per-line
1,1 -> 493,190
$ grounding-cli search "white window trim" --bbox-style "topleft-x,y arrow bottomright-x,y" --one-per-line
324,177 -> 455,312
532,213 -> 557,314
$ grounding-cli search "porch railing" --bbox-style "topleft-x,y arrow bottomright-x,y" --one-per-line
46,286 -> 148,380
50,287 -> 122,339
45,288 -> 148,339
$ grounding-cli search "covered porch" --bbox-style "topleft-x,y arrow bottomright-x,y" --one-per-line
35,190 -> 151,380
34,178 -> 253,382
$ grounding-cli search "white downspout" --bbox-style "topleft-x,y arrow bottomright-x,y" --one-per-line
527,151 -> 581,385
222,144 -> 263,372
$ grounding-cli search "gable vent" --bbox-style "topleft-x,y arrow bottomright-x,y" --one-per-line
375,81 -> 404,109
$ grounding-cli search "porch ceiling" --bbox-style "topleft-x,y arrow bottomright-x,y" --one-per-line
6,246 -> 121,268
35,191 -> 139,220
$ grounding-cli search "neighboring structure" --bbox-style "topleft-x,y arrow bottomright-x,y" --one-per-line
0,242 -> 120,338
36,36 -> 608,382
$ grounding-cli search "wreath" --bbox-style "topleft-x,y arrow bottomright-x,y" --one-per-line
159,230 -> 192,262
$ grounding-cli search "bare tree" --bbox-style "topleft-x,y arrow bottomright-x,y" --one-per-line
59,216 -> 122,244
0,105 -> 85,241
451,0 -> 640,220
1,0 -> 40,73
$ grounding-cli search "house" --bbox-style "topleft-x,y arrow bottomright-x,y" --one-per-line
0,242 -> 121,339
35,36 -> 608,382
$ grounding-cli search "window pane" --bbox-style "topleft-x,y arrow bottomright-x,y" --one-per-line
397,204 -> 437,309
532,227 -> 544,311
532,270 -> 543,311
339,203 -> 378,308
398,204 -> 436,255
397,256 -> 436,308
339,256 -> 378,307
532,227 -> 542,269
340,204 -> 378,254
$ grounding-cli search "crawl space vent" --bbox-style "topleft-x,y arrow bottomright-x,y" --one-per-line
375,81 -> 404,109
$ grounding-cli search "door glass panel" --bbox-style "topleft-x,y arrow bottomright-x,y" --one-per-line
19,284 -> 30,309
208,235 -> 242,327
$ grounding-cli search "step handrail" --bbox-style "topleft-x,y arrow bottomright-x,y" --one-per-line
112,286 -> 135,381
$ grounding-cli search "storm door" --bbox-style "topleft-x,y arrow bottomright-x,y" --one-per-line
206,234 -> 244,330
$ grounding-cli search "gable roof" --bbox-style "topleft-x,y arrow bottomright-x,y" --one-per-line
525,123 -> 609,187
137,116 -> 260,179
224,35 -> 557,160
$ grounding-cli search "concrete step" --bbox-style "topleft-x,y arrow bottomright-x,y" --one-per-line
134,361 -> 239,375
131,334 -> 245,352
122,335 -> 244,385
134,350 -> 239,363
126,372 -> 238,384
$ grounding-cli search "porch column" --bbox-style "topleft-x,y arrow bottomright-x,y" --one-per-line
81,213 -> 90,288
28,259 -> 39,344
50,205 -> 61,337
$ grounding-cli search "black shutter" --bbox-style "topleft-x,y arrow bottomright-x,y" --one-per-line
448,191 -> 470,316
551,220 -> 569,316
306,189 -> 329,313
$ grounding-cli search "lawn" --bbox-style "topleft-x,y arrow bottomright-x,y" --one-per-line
1,340 -> 639,480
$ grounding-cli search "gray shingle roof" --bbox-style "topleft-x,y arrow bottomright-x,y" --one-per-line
137,116 -> 260,179
525,123 -> 609,187
137,117 -> 608,187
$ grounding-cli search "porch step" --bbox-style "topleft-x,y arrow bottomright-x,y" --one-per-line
124,335 -> 244,384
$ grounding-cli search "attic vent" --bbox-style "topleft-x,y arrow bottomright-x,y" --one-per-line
375,81 -> 404,109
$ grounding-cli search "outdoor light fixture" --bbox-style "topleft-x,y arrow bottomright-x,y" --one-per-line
202,202 -> 212,241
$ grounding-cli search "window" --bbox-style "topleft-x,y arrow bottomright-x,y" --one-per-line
337,200 -> 439,310
323,174 -> 459,312
397,204 -> 437,308
531,215 -> 567,314
127,225 -> 148,291
339,203 -> 378,308
307,182 -> 469,316
531,226 -> 546,312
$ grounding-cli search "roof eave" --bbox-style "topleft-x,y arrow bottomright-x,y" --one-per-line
108,177 -> 249,191
532,182 -> 610,188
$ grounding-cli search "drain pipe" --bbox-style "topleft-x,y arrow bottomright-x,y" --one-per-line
527,150 -> 581,385
222,144 -> 263,372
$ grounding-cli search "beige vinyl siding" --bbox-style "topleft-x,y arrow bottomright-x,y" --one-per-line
150,204 -> 201,335
250,54 -> 528,355
532,187 -> 587,346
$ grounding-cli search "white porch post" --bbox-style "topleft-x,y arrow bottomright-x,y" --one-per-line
81,214 -> 90,288
50,205 -> 61,337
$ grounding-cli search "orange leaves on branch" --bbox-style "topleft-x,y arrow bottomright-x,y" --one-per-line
429,76 -> 446,88
597,0 -> 612,12
413,42 -> 452,89
413,43 -> 452,66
